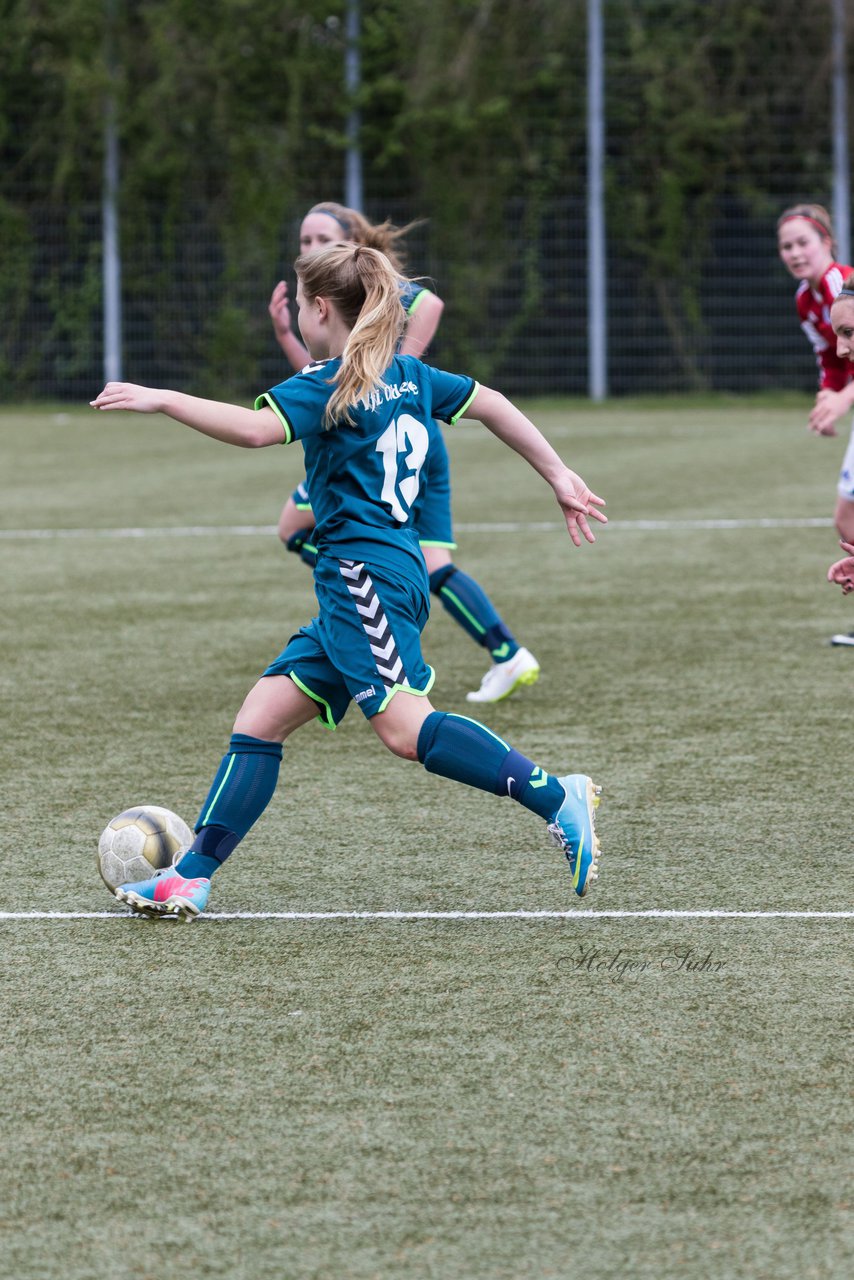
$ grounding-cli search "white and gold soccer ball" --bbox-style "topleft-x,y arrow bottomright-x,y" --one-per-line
97,805 -> 193,893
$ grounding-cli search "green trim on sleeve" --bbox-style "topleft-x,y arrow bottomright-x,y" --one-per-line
405,288 -> 432,317
254,391 -> 293,444
449,381 -> 480,425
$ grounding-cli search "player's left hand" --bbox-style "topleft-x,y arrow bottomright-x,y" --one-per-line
808,389 -> 844,436
556,471 -> 607,546
827,540 -> 854,592
90,382 -> 164,413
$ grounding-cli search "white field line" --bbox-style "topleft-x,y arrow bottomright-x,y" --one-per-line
0,909 -> 851,922
0,516 -> 835,541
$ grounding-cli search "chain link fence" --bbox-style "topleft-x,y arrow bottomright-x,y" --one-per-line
0,0 -> 846,403
1,194 -> 822,402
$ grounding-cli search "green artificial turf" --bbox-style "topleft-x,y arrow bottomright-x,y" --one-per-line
1,398 -> 851,1278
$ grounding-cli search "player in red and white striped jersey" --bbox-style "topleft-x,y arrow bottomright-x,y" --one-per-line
778,203 -> 854,644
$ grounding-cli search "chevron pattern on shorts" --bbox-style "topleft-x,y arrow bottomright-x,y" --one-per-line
339,559 -> 410,691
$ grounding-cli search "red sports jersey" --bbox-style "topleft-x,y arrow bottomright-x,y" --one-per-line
795,261 -> 852,391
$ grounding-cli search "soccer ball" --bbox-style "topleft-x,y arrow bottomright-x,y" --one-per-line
97,805 -> 193,893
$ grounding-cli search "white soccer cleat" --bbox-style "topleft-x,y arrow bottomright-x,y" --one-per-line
465,646 -> 540,704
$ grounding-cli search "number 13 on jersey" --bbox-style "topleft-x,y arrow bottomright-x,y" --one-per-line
376,414 -> 430,522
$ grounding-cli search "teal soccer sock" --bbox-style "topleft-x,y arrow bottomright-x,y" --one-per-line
428,564 -> 519,660
176,733 -> 283,879
416,711 -> 565,819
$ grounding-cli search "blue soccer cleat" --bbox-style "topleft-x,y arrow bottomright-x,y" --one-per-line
115,868 -> 211,920
547,774 -> 602,897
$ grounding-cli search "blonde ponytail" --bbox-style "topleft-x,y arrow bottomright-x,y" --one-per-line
295,243 -> 406,426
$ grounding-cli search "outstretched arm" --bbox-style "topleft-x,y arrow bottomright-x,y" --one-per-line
90,383 -> 284,448
462,385 -> 607,546
827,540 -> 854,593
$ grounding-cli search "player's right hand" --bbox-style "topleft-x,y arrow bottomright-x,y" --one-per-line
90,382 -> 163,413
268,281 -> 292,337
808,388 -> 843,436
827,540 -> 854,592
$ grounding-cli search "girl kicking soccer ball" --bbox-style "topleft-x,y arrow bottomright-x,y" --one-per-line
90,243 -> 607,919
271,201 -> 541,703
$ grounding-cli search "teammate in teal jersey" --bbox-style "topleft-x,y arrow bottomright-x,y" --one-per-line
91,242 -> 607,920
269,202 -> 540,703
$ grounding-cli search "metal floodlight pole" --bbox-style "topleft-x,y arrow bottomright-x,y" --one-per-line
832,0 -> 850,265
344,0 -> 363,211
102,0 -> 122,382
587,0 -> 607,401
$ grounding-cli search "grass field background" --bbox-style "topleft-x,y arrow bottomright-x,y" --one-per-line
1,397 -> 851,1278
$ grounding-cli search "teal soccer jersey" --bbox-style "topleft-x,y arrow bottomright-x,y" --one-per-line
285,415 -> 457,549
257,355 -> 477,584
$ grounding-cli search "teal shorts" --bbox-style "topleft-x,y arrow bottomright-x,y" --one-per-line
263,555 -> 435,726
